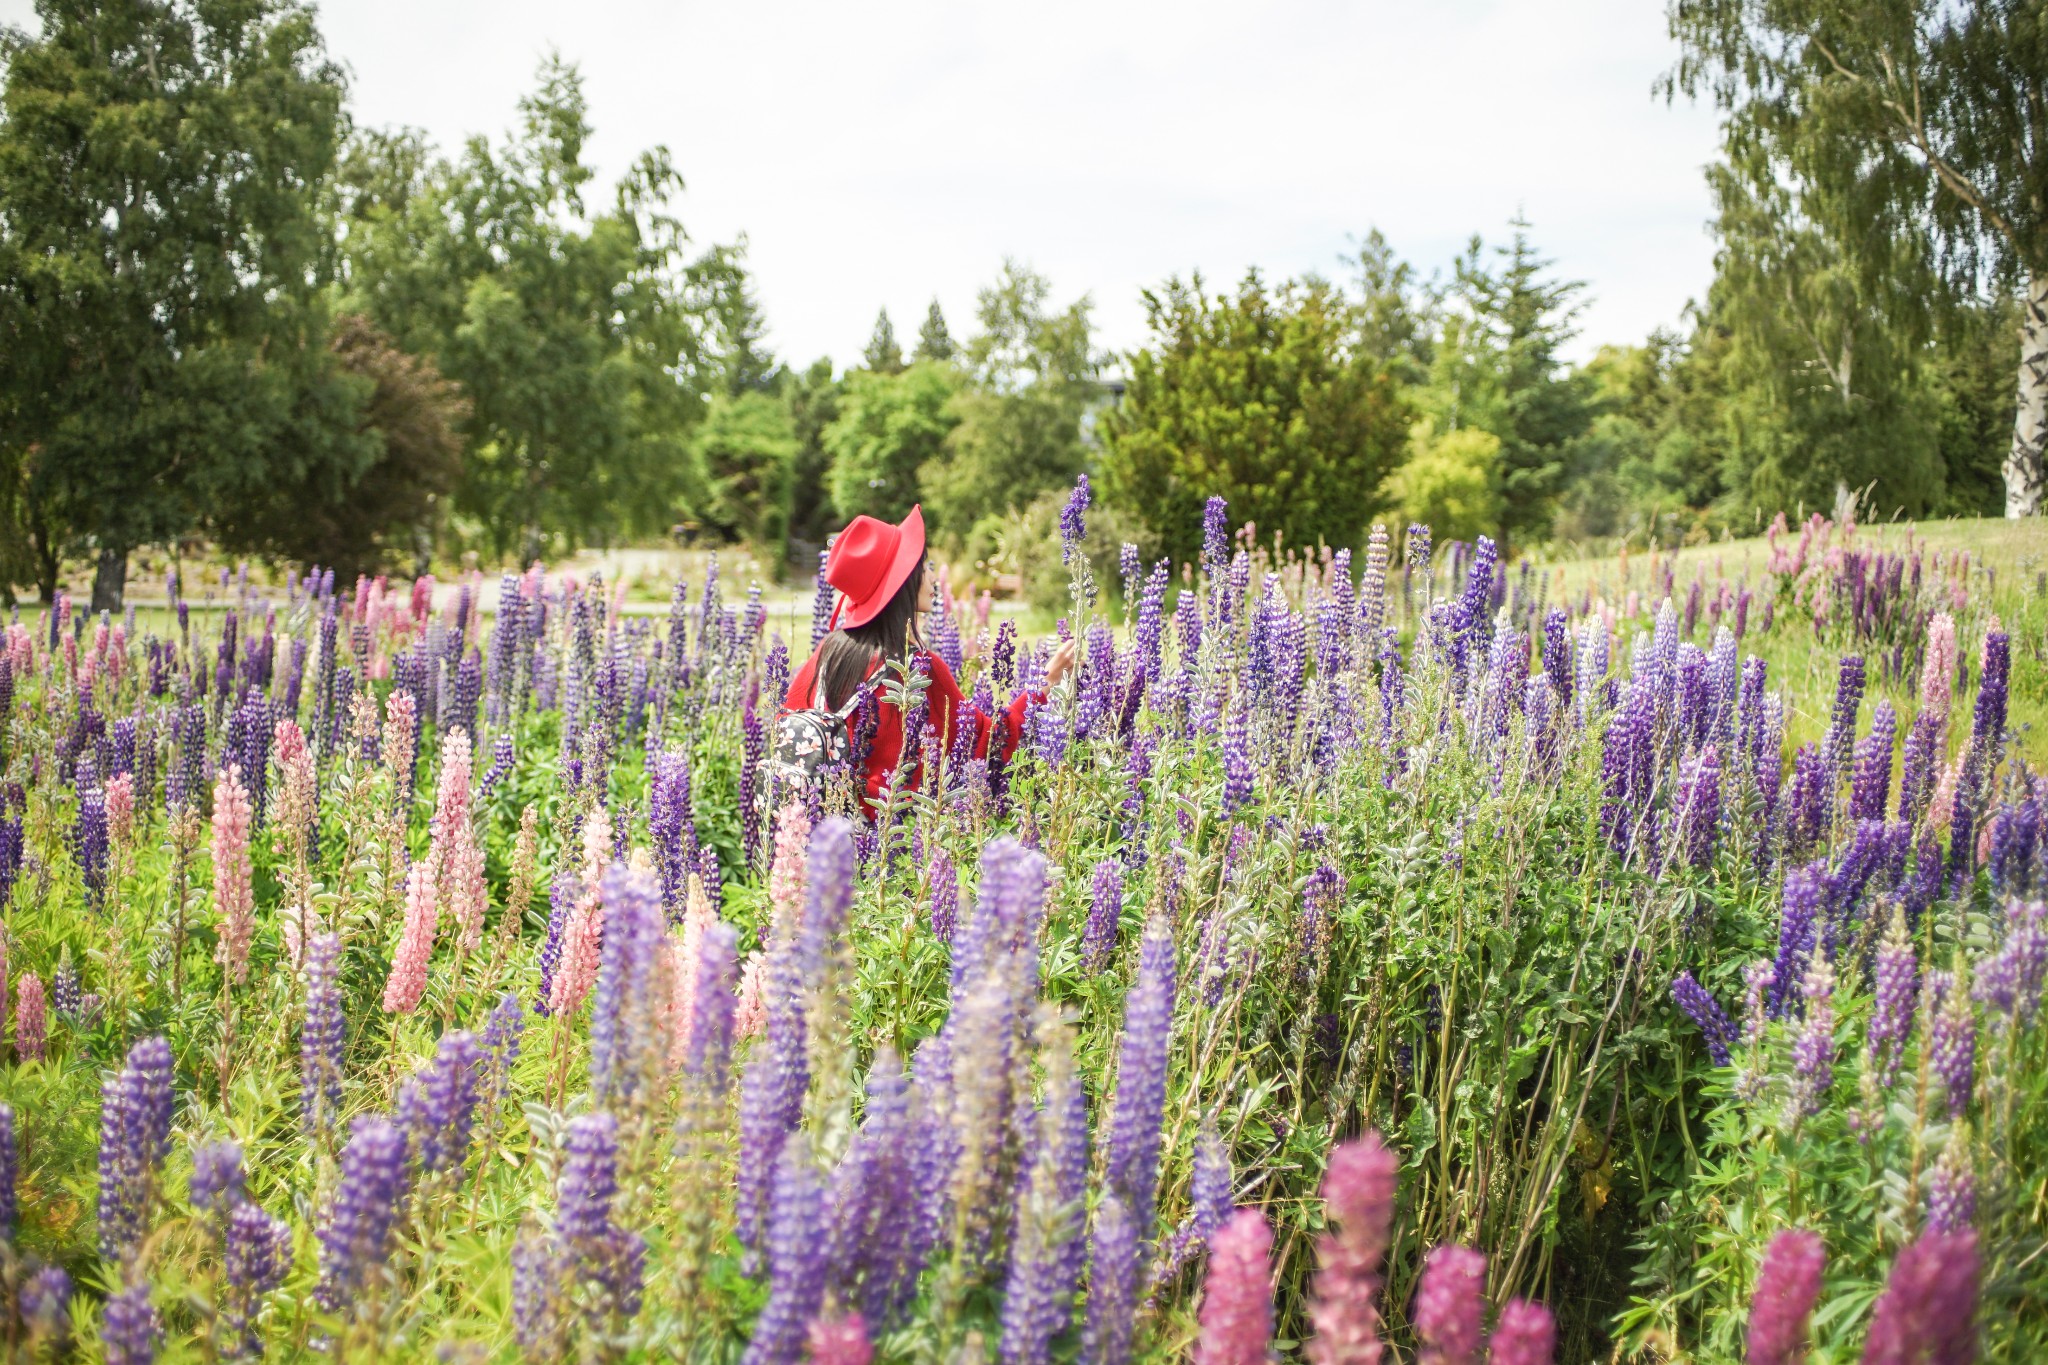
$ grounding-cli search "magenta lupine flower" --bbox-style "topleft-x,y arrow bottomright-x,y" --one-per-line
1083,1192 -> 1141,1365
317,1116 -> 410,1310
1926,1130 -> 1975,1234
101,1280 -> 160,1365
1084,859 -> 1124,971
1414,1245 -> 1486,1365
99,1035 -> 174,1263
744,1146 -> 830,1365
1672,971 -> 1738,1066
1305,1130 -> 1398,1365
1194,1209 -> 1273,1365
808,1313 -> 875,1365
1861,1231 -> 1978,1365
1745,1229 -> 1824,1365
15,971 -> 46,1062
1925,970 -> 1975,1119
1490,1299 -> 1555,1365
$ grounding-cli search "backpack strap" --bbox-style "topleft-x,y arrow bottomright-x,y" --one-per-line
812,652 -> 885,721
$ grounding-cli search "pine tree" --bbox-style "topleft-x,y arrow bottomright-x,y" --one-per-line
864,308 -> 906,375
915,298 -> 956,362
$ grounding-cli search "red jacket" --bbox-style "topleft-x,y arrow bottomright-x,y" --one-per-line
785,649 -> 1034,812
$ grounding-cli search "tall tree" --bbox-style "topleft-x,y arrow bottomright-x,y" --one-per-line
863,308 -> 905,375
823,361 -> 960,523
1666,0 -> 2048,515
922,261 -> 1098,543
340,59 -> 718,559
0,0 -> 350,608
785,358 -> 845,546
693,390 -> 796,560
1427,222 -> 1597,549
1099,271 -> 1410,565
915,298 -> 956,362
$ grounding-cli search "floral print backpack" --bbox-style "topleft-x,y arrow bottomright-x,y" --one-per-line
758,682 -> 867,822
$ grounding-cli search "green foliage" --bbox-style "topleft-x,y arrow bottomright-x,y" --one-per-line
862,307 -> 905,375
692,390 -> 798,561
923,262 -> 1101,544
1385,423 -> 1502,544
784,357 -> 846,546
823,359 -> 962,525
914,298 -> 956,363
339,59 -> 726,560
1100,270 -> 1410,565
0,0 -> 352,604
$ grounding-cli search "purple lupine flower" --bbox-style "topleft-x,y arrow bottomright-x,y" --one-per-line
1926,970 -> 1975,1119
1849,701 -> 1896,821
1672,971 -> 1738,1066
1193,1209 -> 1273,1365
302,931 -> 346,1135
1968,629 -> 2008,758
1861,1231 -> 1978,1365
102,1280 -> 160,1365
648,750 -> 696,921
1789,959 -> 1837,1117
1975,898 -> 2047,1025
740,699 -> 765,867
829,1052 -> 924,1329
479,991 -> 526,1115
1414,1245 -> 1486,1365
1672,746 -> 1722,872
397,1030 -> 482,1177
589,863 -> 667,1108
735,947 -> 810,1266
1491,1300 -> 1556,1365
0,814 -> 23,909
1156,1118 -> 1236,1288
1673,645 -> 1709,748
1783,744 -> 1828,857
99,1035 -> 175,1262
684,922 -> 740,1101
798,818 -> 858,987
1221,702 -> 1255,817
22,1264 -> 72,1341
1770,865 -> 1825,1017
1104,916 -> 1178,1239
0,1104 -> 15,1244
74,782 -> 109,905
317,1116 -> 410,1310
1861,913 -> 1918,1094
1084,859 -> 1124,971
189,1138 -> 246,1222
1745,1229 -> 1824,1365
478,734 -> 515,799
929,849 -> 959,943
1201,497 -> 1231,578
1926,1132 -> 1975,1234
1060,475 -> 1091,565
744,1145 -> 830,1365
1820,654 -> 1865,789
999,1024 -> 1091,1365
1083,1193 -> 1141,1365
534,873 -> 577,1017
558,1111 -> 623,1243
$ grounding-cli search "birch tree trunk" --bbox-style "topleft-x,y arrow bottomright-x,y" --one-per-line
2006,273 -> 2048,518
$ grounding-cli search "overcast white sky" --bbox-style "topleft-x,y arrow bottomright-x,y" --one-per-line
3,0 -> 1729,369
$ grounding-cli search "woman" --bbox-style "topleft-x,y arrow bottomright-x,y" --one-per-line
784,505 -> 1076,814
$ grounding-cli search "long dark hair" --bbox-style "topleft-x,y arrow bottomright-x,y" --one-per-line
812,560 -> 926,711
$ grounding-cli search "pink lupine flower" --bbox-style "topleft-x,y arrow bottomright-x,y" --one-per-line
807,1313 -> 873,1365
104,773 -> 135,847
733,951 -> 768,1041
15,972 -> 45,1062
1415,1246 -> 1486,1365
767,802 -> 811,944
1489,1300 -> 1556,1365
431,729 -> 473,842
212,766 -> 256,984
1928,762 -> 1959,832
382,861 -> 439,1014
1307,1130 -> 1399,1365
1196,1208 -> 1275,1365
1920,614 -> 1957,721
382,691 -> 417,781
548,869 -> 606,1020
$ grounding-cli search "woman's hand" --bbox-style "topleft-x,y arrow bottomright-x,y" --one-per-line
1044,638 -> 1079,688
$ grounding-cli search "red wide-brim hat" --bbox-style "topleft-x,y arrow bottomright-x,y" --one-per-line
824,505 -> 926,630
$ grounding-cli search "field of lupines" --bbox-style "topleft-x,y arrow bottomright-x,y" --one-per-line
0,483 -> 2043,1363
